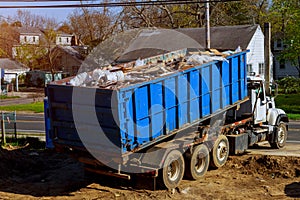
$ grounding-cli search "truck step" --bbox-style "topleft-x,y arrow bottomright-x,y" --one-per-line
253,128 -> 268,134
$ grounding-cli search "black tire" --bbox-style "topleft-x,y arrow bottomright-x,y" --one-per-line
210,135 -> 229,169
159,149 -> 185,190
270,122 -> 288,149
185,144 -> 210,180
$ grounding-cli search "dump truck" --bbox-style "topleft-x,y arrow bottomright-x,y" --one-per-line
45,49 -> 288,189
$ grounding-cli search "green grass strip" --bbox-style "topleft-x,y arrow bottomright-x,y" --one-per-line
0,102 -> 44,113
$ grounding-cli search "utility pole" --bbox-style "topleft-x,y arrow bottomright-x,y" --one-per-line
205,0 -> 210,49
264,22 -> 271,96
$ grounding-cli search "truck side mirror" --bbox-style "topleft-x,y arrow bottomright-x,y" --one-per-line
271,83 -> 278,98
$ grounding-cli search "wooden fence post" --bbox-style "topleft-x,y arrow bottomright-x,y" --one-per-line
1,112 -> 6,145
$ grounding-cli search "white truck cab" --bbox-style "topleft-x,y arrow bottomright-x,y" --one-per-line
246,74 -> 289,148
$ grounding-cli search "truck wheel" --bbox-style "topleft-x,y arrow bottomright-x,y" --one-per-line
185,144 -> 209,180
159,149 -> 184,189
210,135 -> 229,168
270,122 -> 288,149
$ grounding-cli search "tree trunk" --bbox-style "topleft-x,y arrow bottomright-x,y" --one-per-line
298,56 -> 300,78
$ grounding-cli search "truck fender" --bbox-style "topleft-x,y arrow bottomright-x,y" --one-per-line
139,147 -> 184,169
267,108 -> 288,126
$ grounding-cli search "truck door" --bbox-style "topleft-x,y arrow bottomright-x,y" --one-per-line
254,84 -> 267,124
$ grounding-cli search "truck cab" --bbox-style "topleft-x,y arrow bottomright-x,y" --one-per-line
238,74 -> 289,148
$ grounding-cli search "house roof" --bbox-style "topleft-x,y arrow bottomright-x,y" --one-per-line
0,58 -> 29,71
52,45 -> 85,62
16,27 -> 43,35
177,24 -> 259,50
56,32 -> 73,37
117,24 -> 259,62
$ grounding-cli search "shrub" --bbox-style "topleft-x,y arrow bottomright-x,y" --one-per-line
277,77 -> 300,94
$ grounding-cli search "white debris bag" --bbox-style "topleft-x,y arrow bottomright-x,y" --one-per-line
104,71 -> 125,82
135,58 -> 144,67
92,69 -> 108,81
69,72 -> 89,86
187,54 -> 228,65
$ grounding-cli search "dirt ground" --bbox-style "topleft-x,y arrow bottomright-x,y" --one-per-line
0,144 -> 299,200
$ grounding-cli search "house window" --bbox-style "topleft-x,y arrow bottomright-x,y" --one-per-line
280,59 -> 285,69
66,37 -> 69,43
24,36 -> 27,42
276,39 -> 282,48
259,63 -> 264,74
247,64 -> 253,72
59,37 -> 62,43
33,36 -> 36,42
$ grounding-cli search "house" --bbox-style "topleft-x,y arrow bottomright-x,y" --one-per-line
0,58 -> 30,91
16,27 -> 43,45
50,45 -> 85,76
56,32 -> 73,46
273,39 -> 299,79
11,27 -> 84,72
117,25 -> 271,78
12,27 -> 45,60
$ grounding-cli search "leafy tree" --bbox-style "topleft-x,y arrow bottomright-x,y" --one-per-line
0,22 -> 19,58
57,22 -> 73,34
210,0 -> 268,27
268,0 -> 300,77
14,44 -> 47,69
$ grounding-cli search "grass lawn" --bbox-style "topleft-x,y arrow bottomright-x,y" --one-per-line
0,95 -> 20,99
0,102 -> 44,113
275,94 -> 300,120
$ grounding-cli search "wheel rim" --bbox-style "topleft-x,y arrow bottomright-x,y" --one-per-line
277,125 -> 286,144
217,140 -> 228,162
167,160 -> 180,182
195,153 -> 205,173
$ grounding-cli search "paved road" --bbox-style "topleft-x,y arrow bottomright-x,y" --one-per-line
16,113 -> 45,133
4,113 -> 45,137
248,120 -> 300,157
287,121 -> 300,142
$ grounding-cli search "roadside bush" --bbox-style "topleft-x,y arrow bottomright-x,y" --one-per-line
277,77 -> 300,94
25,74 -> 32,87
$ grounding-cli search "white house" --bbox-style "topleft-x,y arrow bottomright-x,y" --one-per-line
17,27 -> 42,45
0,58 -> 30,91
56,33 -> 73,46
179,25 -> 272,78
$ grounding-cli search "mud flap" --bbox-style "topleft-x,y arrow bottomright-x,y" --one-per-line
227,133 -> 248,155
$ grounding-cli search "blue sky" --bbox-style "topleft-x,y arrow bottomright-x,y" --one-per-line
0,1 -> 83,23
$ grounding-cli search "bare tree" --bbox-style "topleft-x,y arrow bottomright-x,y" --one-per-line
68,7 -> 118,47
119,1 -> 207,29
13,10 -> 58,29
119,0 -> 269,29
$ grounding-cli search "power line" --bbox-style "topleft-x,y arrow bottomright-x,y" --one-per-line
0,0 -> 88,1
0,0 -> 241,8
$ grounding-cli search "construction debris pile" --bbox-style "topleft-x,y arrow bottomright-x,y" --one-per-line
67,48 -> 239,89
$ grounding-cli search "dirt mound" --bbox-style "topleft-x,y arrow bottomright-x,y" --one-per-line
0,147 -> 33,177
0,146 -> 85,196
0,148 -> 299,199
225,155 -> 300,178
